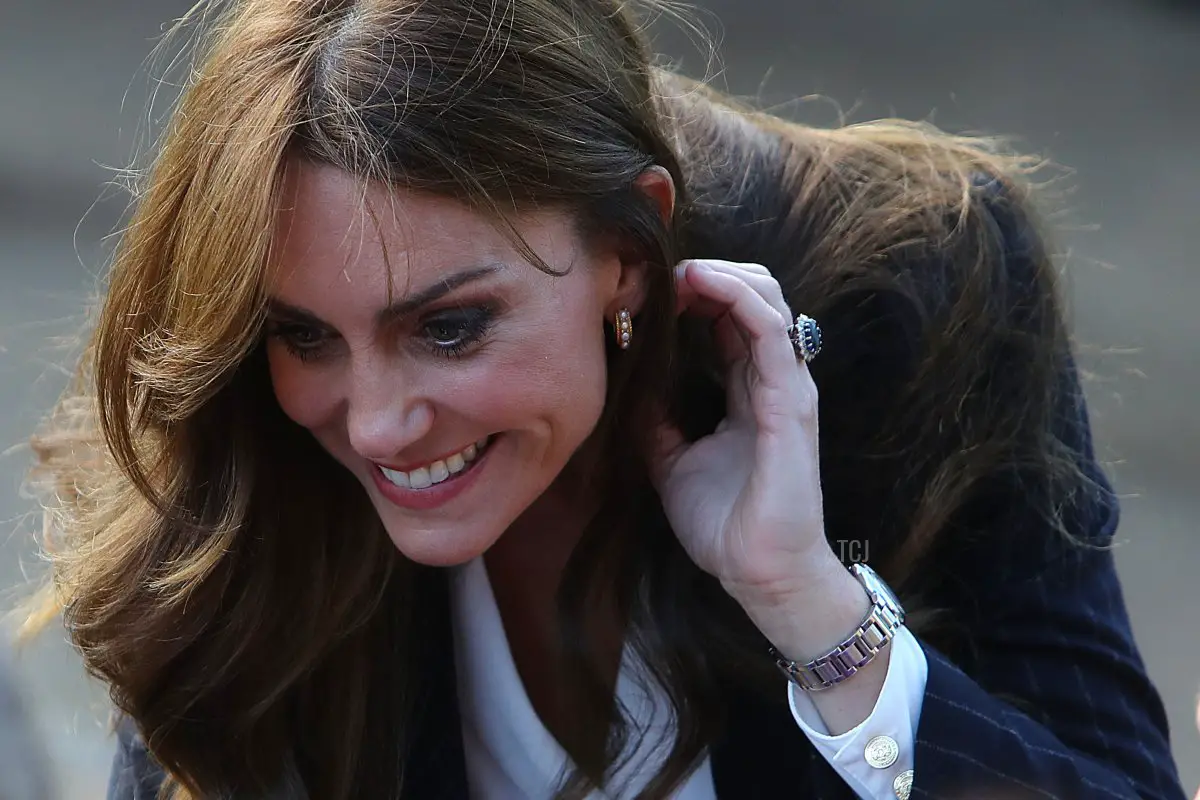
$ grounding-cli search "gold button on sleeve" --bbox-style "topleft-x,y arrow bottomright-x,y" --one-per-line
892,769 -> 913,799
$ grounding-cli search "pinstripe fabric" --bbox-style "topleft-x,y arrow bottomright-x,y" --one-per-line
901,391 -> 1186,799
891,180 -> 1186,800
906,498 -> 1185,800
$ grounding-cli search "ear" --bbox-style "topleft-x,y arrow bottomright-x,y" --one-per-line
604,166 -> 677,318
633,165 -> 676,224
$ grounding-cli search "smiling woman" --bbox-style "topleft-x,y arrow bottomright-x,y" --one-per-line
14,0 -> 1187,798
262,165 -> 629,563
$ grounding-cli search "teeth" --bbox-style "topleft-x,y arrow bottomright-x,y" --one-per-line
380,467 -> 410,488
408,466 -> 432,490
379,435 -> 491,490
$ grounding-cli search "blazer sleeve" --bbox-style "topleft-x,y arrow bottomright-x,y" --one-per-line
908,380 -> 1185,799
901,182 -> 1185,799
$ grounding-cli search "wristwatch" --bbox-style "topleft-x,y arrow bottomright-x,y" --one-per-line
771,562 -> 905,692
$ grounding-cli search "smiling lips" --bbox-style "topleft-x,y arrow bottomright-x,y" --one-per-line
377,436 -> 492,490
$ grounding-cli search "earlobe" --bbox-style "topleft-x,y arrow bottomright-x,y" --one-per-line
606,269 -> 648,322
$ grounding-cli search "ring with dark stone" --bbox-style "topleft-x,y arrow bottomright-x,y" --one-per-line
787,314 -> 822,363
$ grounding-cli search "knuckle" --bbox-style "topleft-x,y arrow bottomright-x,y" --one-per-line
750,274 -> 787,308
794,374 -> 819,419
794,394 -> 818,423
758,301 -> 784,328
734,275 -> 761,302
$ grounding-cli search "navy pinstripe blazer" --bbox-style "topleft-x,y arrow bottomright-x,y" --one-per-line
107,185 -> 1187,799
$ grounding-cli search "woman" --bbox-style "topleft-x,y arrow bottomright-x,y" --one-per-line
19,0 -> 1185,797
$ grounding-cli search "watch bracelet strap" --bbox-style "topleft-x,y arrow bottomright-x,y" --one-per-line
771,591 -> 904,692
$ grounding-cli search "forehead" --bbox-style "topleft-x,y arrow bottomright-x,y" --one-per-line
272,160 -> 590,304
269,161 -> 512,296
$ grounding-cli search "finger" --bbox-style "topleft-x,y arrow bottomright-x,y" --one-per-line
678,259 -> 790,320
674,264 -> 752,365
713,311 -> 749,367
674,272 -> 728,318
674,264 -> 698,315
682,258 -> 772,277
682,264 -> 801,403
674,261 -> 817,431
675,272 -> 753,366
675,264 -> 788,331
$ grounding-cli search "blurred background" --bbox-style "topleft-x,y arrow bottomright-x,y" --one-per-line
1,0 -> 1197,796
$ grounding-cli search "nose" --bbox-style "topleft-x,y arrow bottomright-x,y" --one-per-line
345,363 -> 435,463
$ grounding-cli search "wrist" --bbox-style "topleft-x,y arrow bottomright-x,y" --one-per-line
771,562 -> 906,694
720,539 -> 846,609
731,555 -> 873,664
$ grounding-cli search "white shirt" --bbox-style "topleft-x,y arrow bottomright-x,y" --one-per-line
450,556 -> 927,799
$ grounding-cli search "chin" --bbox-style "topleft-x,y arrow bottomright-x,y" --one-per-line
352,431 -> 518,566
379,519 -> 506,567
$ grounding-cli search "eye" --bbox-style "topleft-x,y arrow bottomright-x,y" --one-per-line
421,307 -> 494,357
267,321 -> 332,362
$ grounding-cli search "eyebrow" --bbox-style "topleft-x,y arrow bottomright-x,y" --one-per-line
266,264 -> 504,328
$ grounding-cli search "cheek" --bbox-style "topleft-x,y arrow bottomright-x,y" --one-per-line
267,348 -> 341,431
480,317 -> 609,439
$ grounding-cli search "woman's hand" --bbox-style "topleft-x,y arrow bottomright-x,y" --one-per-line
649,258 -> 887,734
650,259 -> 849,619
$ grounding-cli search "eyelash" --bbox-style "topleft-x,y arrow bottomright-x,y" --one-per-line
268,322 -> 328,363
420,306 -> 495,358
267,306 -> 495,363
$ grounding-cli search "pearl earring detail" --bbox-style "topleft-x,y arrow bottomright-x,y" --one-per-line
615,308 -> 633,349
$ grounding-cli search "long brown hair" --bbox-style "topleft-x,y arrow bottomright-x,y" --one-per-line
21,0 -> 1085,797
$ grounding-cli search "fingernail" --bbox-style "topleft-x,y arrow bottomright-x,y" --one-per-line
674,261 -> 690,281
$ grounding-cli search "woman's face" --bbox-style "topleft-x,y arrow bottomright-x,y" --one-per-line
267,161 -> 641,565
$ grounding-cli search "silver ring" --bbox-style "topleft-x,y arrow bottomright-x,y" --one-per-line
787,314 -> 822,363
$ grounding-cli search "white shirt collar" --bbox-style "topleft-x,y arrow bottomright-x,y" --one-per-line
449,556 -> 716,799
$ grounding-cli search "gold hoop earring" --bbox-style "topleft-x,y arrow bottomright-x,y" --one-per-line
615,308 -> 633,349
